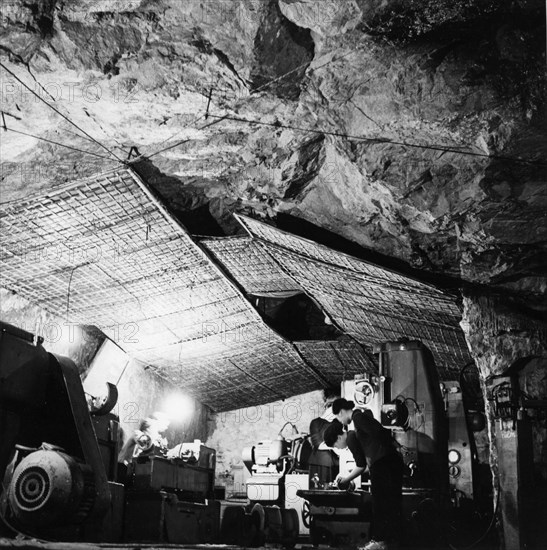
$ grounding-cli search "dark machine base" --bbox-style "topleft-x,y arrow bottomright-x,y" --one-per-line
297,489 -> 372,547
125,491 -> 220,543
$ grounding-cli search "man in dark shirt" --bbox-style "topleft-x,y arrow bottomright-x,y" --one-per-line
324,398 -> 403,550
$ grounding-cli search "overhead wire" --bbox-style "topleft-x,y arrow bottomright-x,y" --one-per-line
206,113 -> 547,167
137,43 -> 370,160
0,61 -> 124,163
2,42 -> 377,166
142,111 -> 207,159
144,115 -> 229,160
4,38 -> 544,174
3,127 -> 119,162
194,38 -> 546,167
174,38 -> 545,167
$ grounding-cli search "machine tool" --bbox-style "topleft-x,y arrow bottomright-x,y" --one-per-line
241,414 -> 365,545
240,423 -> 308,546
0,321 -> 219,544
124,443 -> 219,544
0,321 -> 112,541
297,339 -> 489,548
243,435 -> 291,503
1,322 -> 500,548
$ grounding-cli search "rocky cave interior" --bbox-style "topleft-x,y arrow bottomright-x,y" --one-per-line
0,1 -> 546,549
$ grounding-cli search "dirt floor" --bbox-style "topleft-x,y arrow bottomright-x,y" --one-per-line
0,540 -> 504,550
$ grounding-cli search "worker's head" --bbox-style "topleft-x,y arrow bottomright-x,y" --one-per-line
323,420 -> 348,449
331,398 -> 355,426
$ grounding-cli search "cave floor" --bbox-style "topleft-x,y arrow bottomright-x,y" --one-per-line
0,540 -> 501,550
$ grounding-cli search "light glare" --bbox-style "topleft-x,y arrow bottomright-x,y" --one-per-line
448,449 -> 461,464
163,393 -> 194,422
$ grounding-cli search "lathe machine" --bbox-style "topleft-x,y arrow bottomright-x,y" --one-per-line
0,321 -> 218,543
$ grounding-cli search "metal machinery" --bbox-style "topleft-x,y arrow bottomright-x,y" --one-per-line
0,321 -> 112,541
244,436 -> 291,503
1,322 -> 502,547
444,380 -> 474,500
298,426 -> 370,546
239,340 -> 454,547
0,321 -> 219,544
297,339 -> 489,547
372,340 -> 447,495
124,442 -> 219,544
241,418 -> 372,546
239,424 -> 310,546
486,366 -> 547,550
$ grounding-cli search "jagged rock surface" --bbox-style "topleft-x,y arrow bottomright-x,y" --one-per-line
1,0 -> 545,306
2,3 -> 547,540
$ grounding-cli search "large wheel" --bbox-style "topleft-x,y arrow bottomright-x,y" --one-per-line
248,503 -> 266,547
250,503 -> 266,532
302,500 -> 311,529
220,505 -> 245,544
264,505 -> 283,542
281,508 -> 299,549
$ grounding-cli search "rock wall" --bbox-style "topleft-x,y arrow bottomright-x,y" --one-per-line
1,0 -> 545,306
206,389 -> 326,493
462,292 -> 547,472
461,291 -> 547,548
1,2 -> 546,544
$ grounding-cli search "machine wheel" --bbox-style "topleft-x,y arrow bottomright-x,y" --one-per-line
251,503 -> 265,531
248,503 -> 266,547
281,508 -> 299,549
220,505 -> 246,544
302,500 -> 311,528
264,505 -> 283,542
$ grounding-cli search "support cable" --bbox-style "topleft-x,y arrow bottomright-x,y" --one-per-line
4,127 -> 118,161
207,113 -> 547,167
0,62 -> 124,162
144,115 -> 228,160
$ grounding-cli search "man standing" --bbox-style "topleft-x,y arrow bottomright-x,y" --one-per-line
323,398 -> 403,550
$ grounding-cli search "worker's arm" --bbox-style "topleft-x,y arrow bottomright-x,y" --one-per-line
336,466 -> 365,489
335,430 -> 367,489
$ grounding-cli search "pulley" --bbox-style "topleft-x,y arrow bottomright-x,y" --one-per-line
7,449 -> 95,528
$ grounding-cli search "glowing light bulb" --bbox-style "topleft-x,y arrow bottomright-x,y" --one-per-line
163,393 -> 194,422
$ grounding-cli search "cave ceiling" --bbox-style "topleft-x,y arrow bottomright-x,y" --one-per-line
1,0 -> 546,316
